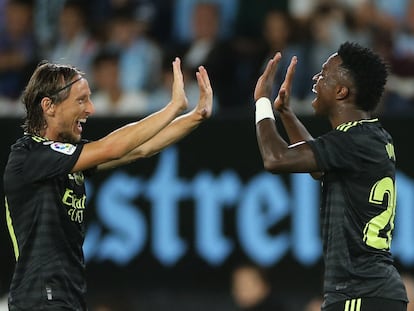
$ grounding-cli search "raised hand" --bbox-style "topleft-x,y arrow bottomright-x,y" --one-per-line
194,65 -> 213,120
254,52 -> 282,101
171,57 -> 189,113
274,56 -> 297,113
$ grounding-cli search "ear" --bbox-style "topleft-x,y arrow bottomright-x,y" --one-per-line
336,85 -> 349,100
40,97 -> 55,116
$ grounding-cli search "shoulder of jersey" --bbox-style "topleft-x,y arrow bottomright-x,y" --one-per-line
29,135 -> 77,155
335,119 -> 378,132
49,142 -> 77,155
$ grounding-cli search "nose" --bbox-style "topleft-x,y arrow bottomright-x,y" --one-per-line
86,98 -> 95,115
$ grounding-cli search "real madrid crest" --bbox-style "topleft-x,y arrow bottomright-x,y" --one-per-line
68,172 -> 85,186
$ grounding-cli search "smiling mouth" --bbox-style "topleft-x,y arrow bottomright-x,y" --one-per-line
312,84 -> 317,94
76,118 -> 87,132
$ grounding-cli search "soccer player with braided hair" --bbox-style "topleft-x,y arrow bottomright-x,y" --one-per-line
253,42 -> 408,310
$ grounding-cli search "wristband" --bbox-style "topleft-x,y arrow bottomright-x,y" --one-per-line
255,97 -> 275,124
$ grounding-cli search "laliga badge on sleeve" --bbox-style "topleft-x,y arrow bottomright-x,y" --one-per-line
50,142 -> 77,155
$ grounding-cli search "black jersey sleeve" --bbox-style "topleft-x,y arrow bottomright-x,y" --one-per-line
23,141 -> 84,183
308,129 -> 362,172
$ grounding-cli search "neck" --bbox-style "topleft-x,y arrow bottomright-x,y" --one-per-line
42,126 -> 58,141
329,107 -> 371,129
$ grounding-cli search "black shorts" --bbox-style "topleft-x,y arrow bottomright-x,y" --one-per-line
323,297 -> 407,311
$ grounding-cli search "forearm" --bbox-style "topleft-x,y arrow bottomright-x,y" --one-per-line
256,119 -> 290,169
97,111 -> 203,170
279,108 -> 314,143
256,119 -> 320,174
279,108 -> 323,179
136,110 -> 203,157
73,103 -> 181,172
102,103 -> 181,156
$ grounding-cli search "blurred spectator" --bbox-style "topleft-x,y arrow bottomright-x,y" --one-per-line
171,2 -> 233,112
234,0 -> 288,40
288,0 -> 397,28
375,0 -> 410,22
145,0 -> 174,45
81,0 -> 133,31
148,52 -> 217,115
274,2 -> 353,116
82,0 -> 162,43
33,0 -> 65,55
0,0 -> 37,101
104,4 -> 162,92
342,2 -> 374,47
231,1 -> 290,116
305,3 -> 350,74
231,263 -> 287,311
288,0 -> 318,23
90,47 -> 149,117
171,2 -> 230,111
303,296 -> 323,311
381,0 -> 414,116
172,0 -> 238,44
0,96 -> 24,116
46,1 -> 99,81
0,0 -> 8,31
240,9 -> 313,114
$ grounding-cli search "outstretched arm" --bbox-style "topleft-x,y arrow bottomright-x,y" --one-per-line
272,55 -> 324,178
97,65 -> 213,170
254,53 -> 319,174
72,58 -> 189,173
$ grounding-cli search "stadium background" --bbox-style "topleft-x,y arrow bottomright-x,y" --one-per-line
1,0 -> 414,310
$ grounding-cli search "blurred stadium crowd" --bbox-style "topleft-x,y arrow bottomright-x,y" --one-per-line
1,0 -> 414,118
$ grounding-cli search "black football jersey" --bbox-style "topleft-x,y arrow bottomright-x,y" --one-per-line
4,134 -> 90,311
307,119 -> 408,307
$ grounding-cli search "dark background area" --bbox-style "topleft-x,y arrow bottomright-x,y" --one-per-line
0,116 -> 412,310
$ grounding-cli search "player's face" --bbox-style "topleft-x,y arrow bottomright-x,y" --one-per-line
53,77 -> 94,143
311,53 -> 343,116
